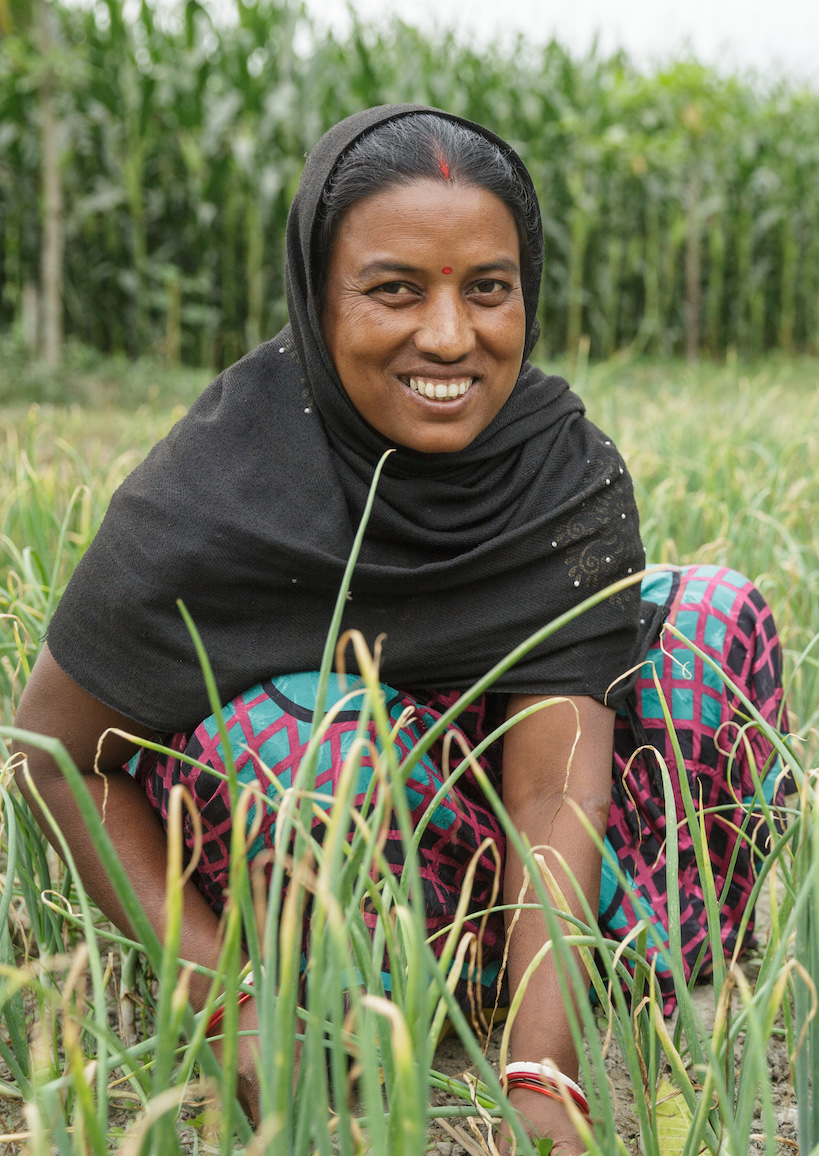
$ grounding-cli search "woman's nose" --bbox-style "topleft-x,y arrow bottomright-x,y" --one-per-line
413,296 -> 476,362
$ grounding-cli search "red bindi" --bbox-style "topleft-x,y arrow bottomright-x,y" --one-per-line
442,266 -> 452,274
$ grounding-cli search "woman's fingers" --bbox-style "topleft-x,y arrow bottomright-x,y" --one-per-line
208,997 -> 262,1126
235,998 -> 262,1125
236,1070 -> 261,1128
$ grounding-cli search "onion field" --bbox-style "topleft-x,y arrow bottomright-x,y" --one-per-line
0,352 -> 817,1154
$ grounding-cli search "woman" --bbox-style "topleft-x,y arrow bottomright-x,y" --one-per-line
13,106 -> 787,1154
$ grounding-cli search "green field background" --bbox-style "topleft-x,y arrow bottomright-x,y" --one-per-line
3,0 -> 819,371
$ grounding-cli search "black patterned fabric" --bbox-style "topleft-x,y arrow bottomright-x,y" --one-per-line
48,105 -> 650,733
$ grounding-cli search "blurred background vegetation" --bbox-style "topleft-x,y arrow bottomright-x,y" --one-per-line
2,0 -> 819,392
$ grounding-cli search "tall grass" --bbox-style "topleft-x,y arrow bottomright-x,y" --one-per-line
0,354 -> 817,1153
576,355 -> 819,739
3,1 -> 819,372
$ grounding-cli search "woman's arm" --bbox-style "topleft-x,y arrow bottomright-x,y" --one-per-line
499,694 -> 614,1156
12,643 -> 228,1013
13,646 -> 264,1119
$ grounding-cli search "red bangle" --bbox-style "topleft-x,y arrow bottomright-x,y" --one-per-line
504,1070 -> 591,1120
506,1077 -> 567,1103
206,975 -> 255,1038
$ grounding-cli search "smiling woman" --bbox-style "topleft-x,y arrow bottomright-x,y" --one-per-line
322,180 -> 526,452
12,105 -> 789,1156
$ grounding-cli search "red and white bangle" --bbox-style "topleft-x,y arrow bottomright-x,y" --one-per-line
503,1062 -> 591,1121
206,971 -> 255,1038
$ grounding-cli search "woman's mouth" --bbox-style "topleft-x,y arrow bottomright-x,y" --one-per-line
407,376 -> 474,400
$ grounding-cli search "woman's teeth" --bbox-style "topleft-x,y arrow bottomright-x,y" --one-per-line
409,377 -> 473,400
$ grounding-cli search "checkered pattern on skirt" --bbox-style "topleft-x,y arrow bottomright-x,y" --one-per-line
128,564 -> 789,1014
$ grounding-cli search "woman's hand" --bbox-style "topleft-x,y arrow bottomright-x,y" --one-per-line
12,645 -> 303,1133
496,1087 -> 589,1155
207,996 -> 262,1126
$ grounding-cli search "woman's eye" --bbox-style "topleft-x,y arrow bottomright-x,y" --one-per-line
472,279 -> 508,296
372,282 -> 415,297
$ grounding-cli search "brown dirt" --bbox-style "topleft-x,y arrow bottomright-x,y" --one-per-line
426,883 -> 799,1155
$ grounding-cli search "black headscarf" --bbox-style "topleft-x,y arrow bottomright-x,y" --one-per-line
48,104 -> 652,733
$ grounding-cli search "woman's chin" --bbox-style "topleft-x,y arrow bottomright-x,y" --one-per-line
380,386 -> 487,453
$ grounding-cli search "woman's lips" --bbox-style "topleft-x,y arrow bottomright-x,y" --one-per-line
407,376 -> 474,400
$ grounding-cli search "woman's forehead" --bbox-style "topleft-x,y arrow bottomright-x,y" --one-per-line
330,180 -> 521,273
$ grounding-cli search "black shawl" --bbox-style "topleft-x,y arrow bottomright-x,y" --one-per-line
48,104 -> 652,733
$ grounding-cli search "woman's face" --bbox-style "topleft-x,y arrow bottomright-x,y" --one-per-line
322,179 -> 527,454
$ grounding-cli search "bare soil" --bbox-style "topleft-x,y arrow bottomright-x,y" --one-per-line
426,884 -> 799,1155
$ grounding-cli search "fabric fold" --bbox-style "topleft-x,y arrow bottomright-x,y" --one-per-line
48,104 -> 648,732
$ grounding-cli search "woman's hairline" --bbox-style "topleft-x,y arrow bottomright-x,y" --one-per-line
313,172 -> 535,312
310,113 -> 539,308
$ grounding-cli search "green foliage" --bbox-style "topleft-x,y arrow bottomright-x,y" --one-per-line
578,355 -> 819,738
3,1 -> 819,366
0,358 -> 814,1146
0,525 -> 815,1154
0,330 -> 210,406
0,354 -> 817,1153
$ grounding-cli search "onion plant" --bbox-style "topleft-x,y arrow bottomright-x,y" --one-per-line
0,356 -> 816,1152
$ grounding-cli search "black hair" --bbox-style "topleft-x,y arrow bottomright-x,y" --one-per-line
313,113 -> 539,297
